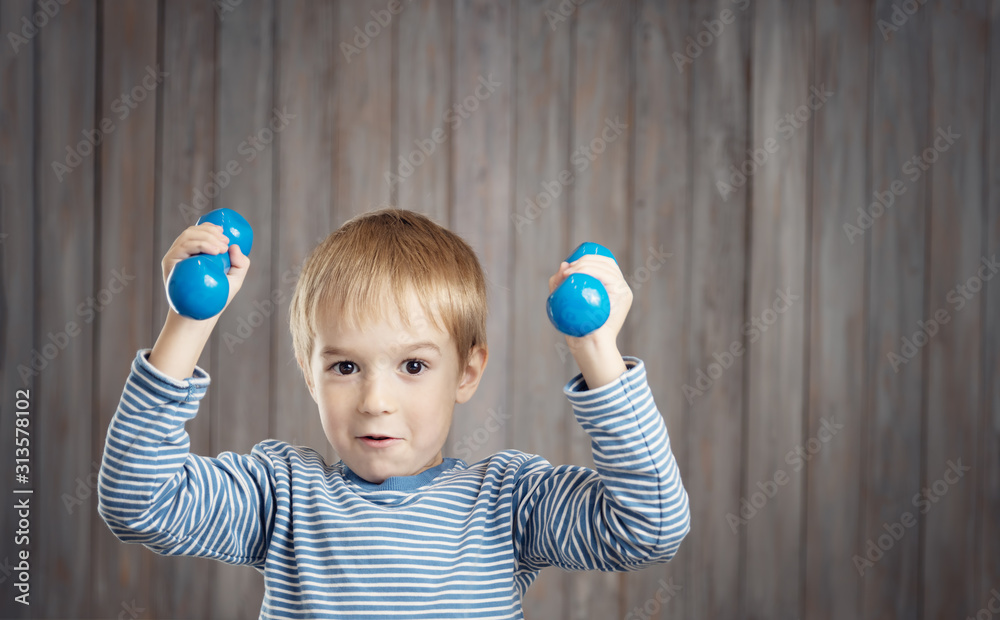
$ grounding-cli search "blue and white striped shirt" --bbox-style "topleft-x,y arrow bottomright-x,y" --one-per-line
98,350 -> 690,619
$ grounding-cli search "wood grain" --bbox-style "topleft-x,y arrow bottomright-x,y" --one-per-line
621,1 -> 692,617
923,0 -> 987,616
745,0 -> 810,616
271,0 -> 337,463
33,0 -> 97,615
394,0 -> 451,220
448,0 -> 513,465
684,0 -> 751,616
336,0 -> 394,215
980,0 -> 1000,612
863,0 -> 929,616
805,0 -> 870,618
0,1 -> 37,618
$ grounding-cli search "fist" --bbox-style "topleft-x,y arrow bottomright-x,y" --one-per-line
548,253 -> 632,347
162,222 -> 251,319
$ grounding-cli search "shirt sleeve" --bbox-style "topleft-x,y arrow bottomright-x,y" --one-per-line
97,349 -> 276,568
510,357 -> 690,572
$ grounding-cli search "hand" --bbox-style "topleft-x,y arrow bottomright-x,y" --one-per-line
548,254 -> 631,387
162,222 -> 251,314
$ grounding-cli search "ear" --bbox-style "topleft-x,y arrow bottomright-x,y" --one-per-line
455,345 -> 488,404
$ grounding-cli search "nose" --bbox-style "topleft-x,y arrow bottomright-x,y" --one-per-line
359,371 -> 395,416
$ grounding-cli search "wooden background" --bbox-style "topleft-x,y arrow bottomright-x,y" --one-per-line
0,0 -> 997,618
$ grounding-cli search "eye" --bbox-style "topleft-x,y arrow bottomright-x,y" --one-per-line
330,361 -> 358,375
402,359 -> 426,375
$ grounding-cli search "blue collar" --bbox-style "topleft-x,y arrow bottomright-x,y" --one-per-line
342,458 -> 463,492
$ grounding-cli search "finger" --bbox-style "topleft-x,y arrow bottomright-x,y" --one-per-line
563,260 -> 631,303
548,262 -> 571,294
228,243 -> 250,269
564,254 -> 618,273
174,231 -> 230,256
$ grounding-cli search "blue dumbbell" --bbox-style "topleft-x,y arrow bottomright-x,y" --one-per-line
166,208 -> 253,320
546,242 -> 617,337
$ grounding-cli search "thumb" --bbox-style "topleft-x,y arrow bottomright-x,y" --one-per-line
224,244 -> 251,302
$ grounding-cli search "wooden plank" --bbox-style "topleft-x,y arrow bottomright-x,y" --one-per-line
94,2 -> 159,616
211,0 -> 274,614
394,0 -> 450,221
804,0 -> 870,617
337,0 -> 394,215
861,1 -> 929,616
510,0 -> 572,616
566,1 -> 632,618
33,0 -> 97,615
922,1 -> 987,616
744,0 -> 810,616
447,0 -> 511,466
683,0 -> 750,616
980,0 -> 1000,611
620,1 -> 692,617
272,0 -> 337,461
149,0 -> 218,616
0,0 -> 37,618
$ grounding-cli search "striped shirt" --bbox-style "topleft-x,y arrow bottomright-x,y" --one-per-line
98,350 -> 690,619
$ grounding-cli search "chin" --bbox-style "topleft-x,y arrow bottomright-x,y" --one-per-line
352,462 -> 399,484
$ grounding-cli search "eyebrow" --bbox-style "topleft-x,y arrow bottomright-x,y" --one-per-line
319,341 -> 442,358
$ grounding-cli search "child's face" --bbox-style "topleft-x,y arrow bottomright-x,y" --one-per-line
304,292 -> 486,484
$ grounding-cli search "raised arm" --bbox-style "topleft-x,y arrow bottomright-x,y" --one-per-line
511,250 -> 690,571
97,218 -> 274,565
97,351 -> 276,566
511,358 -> 690,572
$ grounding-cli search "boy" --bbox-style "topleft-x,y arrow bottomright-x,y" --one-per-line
98,208 -> 690,618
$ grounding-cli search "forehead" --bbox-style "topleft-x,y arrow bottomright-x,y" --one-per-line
313,290 -> 452,354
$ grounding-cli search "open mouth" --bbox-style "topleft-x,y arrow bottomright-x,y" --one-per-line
357,435 -> 401,448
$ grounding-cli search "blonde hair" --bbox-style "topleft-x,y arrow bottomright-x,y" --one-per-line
289,208 -> 487,377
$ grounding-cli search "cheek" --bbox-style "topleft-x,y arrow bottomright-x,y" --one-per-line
315,388 -> 349,426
